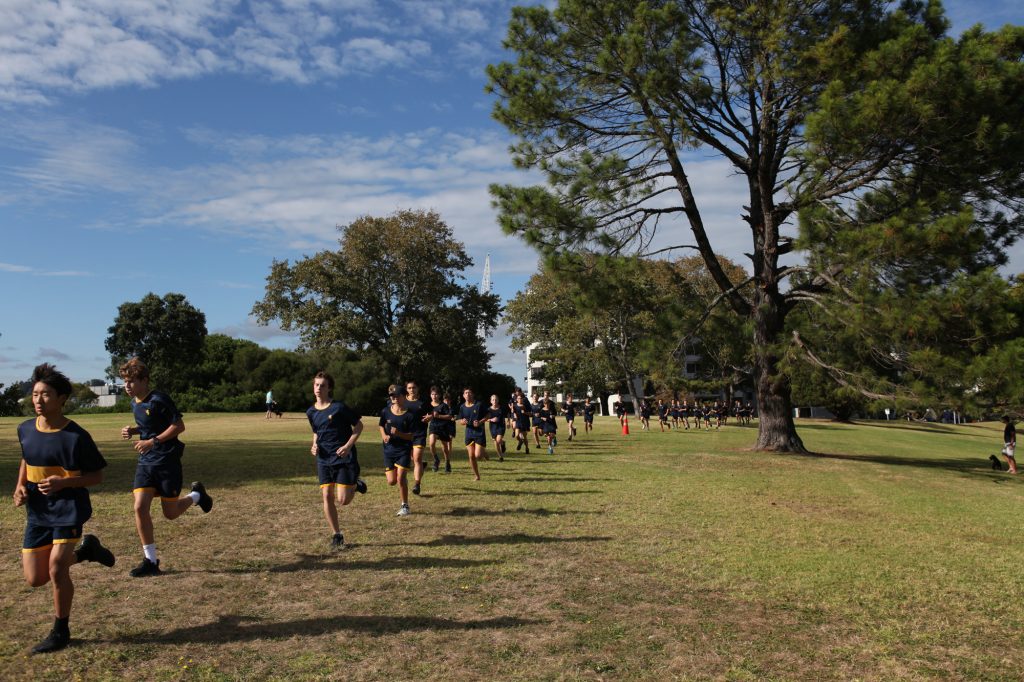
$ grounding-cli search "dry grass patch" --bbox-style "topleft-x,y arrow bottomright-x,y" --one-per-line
1,413 -> 1022,680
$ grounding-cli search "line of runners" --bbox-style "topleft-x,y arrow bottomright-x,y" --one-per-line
13,359 -> 752,655
614,398 -> 756,431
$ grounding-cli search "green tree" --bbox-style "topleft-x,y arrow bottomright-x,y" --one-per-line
0,383 -> 24,417
105,293 -> 207,394
252,209 -> 501,384
487,0 -> 1024,451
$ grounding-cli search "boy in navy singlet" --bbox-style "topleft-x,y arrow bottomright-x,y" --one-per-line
14,364 -> 115,653
119,358 -> 212,578
459,388 -> 487,480
307,371 -> 366,549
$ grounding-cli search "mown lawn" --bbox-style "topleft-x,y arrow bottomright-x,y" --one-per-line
0,413 -> 1020,680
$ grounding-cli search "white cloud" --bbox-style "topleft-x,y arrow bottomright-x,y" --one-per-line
213,316 -> 300,346
0,260 -> 93,277
0,0 -> 518,102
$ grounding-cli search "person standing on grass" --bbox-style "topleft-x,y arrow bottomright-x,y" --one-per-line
1001,415 -> 1017,474
487,394 -> 507,461
379,385 -> 417,516
119,358 -> 212,578
458,388 -> 487,480
404,381 -> 430,497
427,386 -> 452,473
265,388 -> 274,419
307,371 -> 366,550
14,363 -> 116,654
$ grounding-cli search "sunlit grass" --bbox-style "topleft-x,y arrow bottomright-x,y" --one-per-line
0,413 -> 1020,680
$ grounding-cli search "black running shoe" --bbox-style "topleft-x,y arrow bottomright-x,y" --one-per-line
331,533 -> 344,550
444,462 -> 451,473
516,439 -> 522,451
356,478 -> 367,494
75,534 -> 115,567
31,627 -> 70,654
525,445 -> 530,454
191,481 -> 213,513
412,482 -> 421,496
129,558 -> 162,578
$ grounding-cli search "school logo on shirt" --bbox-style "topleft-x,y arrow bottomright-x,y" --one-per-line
145,409 -> 150,415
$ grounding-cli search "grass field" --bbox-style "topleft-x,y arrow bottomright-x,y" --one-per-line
0,412 -> 1021,681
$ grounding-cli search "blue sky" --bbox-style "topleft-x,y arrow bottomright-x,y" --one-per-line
0,0 -> 1020,388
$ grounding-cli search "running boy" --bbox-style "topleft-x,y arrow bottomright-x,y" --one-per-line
488,394 -> 507,461
427,386 -> 452,473
582,397 -> 595,434
120,358 -> 211,578
14,364 -> 116,654
380,385 -> 417,516
404,381 -> 430,497
307,371 -> 365,549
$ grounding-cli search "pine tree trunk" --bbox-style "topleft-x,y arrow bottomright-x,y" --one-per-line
751,283 -> 807,452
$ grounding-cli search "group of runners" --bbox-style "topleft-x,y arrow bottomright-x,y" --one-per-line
13,359 -> 212,654
614,398 -> 755,432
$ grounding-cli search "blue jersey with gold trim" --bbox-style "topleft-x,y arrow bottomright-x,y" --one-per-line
18,418 -> 106,527
132,390 -> 184,464
379,407 -> 416,458
307,400 -> 361,464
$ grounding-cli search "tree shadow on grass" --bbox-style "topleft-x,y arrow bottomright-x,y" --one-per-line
459,488 -> 602,496
373,533 -> 612,548
112,613 -> 542,645
436,506 -> 600,518
775,449 -> 1012,476
798,421 -> 985,439
207,554 -> 500,575
509,476 -> 620,483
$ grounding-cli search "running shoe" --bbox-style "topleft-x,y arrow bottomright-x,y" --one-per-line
396,503 -> 411,517
129,557 -> 162,578
356,478 -> 368,494
75,534 -> 115,567
412,482 -> 421,496
444,461 -> 451,473
190,481 -> 213,513
331,533 -> 344,550
31,627 -> 70,654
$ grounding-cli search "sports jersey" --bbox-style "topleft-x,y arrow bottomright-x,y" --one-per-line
582,403 -> 594,421
405,398 -> 428,439
513,402 -> 532,429
132,390 -> 185,464
487,407 -> 506,437
307,400 -> 361,465
459,402 -> 487,440
563,401 -> 576,419
18,418 -> 107,527
379,406 -> 417,458
538,406 -> 558,433
427,401 -> 451,434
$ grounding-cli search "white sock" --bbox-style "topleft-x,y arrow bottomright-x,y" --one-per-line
143,543 -> 158,563
187,491 -> 201,504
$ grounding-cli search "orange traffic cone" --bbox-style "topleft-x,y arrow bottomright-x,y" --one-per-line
622,416 -> 630,435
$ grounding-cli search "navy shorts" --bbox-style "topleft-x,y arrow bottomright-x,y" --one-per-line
464,433 -> 486,447
584,414 -> 594,424
543,422 -> 558,435
23,522 -> 82,552
489,423 -> 506,438
134,460 -> 183,500
318,457 -> 360,487
411,434 -> 427,447
384,450 -> 412,472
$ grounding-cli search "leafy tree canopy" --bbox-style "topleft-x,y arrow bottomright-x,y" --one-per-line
252,209 -> 501,385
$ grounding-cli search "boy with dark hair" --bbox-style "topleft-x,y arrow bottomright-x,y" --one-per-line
14,363 -> 115,653
458,387 -> 487,480
119,357 -> 212,578
380,384 -> 417,516
405,381 -> 430,496
307,371 -> 365,549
